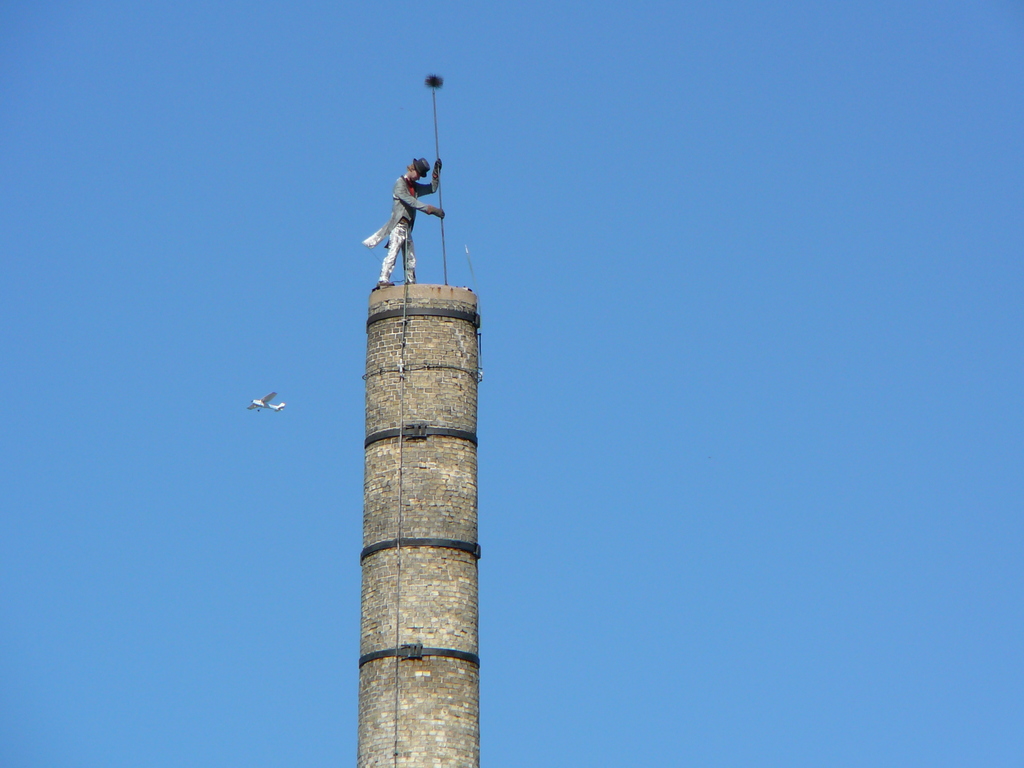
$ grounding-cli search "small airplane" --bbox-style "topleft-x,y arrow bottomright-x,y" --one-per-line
248,392 -> 286,412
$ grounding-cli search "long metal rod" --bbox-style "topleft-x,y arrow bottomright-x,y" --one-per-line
431,88 -> 448,285
392,282 -> 410,767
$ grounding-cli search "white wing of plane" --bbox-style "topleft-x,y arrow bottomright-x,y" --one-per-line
261,392 -> 277,404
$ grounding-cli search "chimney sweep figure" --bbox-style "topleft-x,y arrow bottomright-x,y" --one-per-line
363,157 -> 444,287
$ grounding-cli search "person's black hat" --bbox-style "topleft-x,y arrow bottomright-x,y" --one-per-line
412,158 -> 430,176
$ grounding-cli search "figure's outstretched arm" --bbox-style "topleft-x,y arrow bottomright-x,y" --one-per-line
394,178 -> 432,211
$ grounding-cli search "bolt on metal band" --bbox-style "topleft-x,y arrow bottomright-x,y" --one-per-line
360,537 -> 482,563
364,425 -> 477,448
358,645 -> 480,668
366,307 -> 481,329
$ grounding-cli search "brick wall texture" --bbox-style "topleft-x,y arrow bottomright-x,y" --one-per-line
360,285 -> 481,768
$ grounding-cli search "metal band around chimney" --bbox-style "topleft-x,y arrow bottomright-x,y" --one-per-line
367,307 -> 480,329
360,538 -> 482,563
359,645 -> 480,668
364,426 -> 477,448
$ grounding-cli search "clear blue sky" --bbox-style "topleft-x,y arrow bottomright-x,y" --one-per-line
2,2 -> 1023,766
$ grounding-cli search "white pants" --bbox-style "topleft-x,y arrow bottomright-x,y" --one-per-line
379,221 -> 415,284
